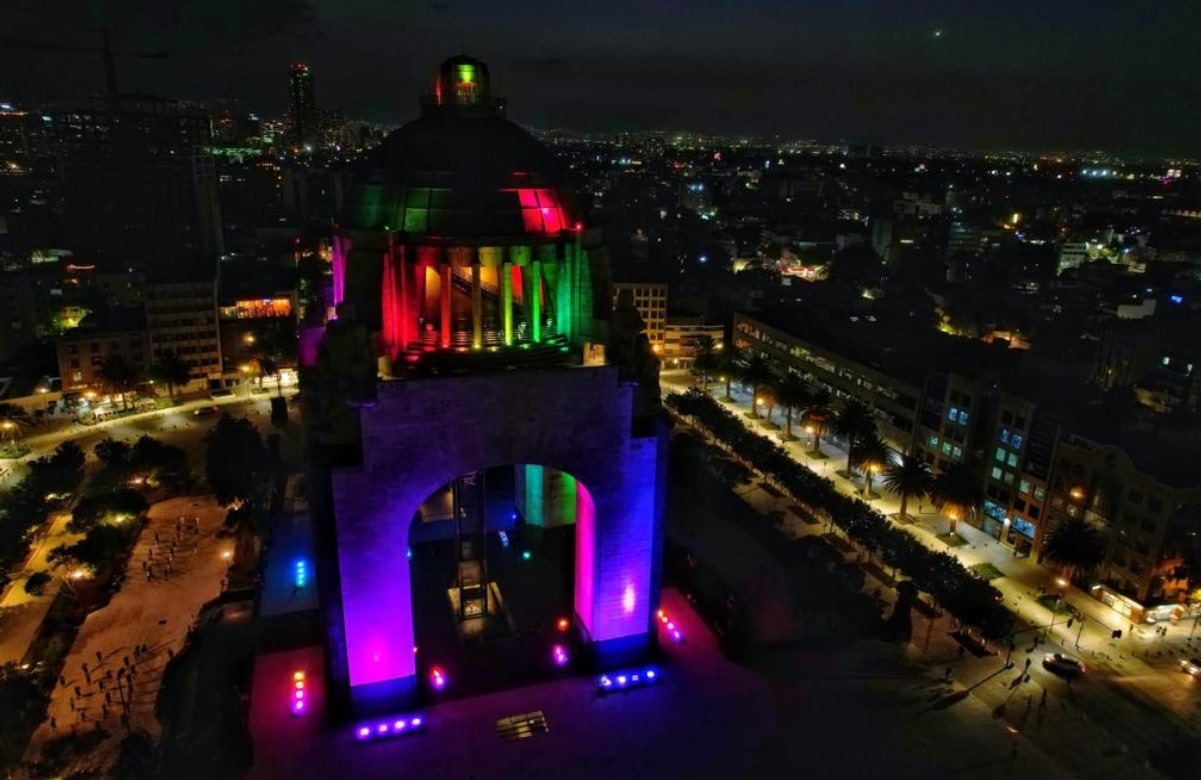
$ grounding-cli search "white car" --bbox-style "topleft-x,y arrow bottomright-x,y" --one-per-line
1042,652 -> 1086,677
1181,657 -> 1201,676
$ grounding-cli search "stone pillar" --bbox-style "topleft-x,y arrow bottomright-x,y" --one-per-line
501,261 -> 513,346
440,265 -> 452,349
530,259 -> 542,343
471,263 -> 483,349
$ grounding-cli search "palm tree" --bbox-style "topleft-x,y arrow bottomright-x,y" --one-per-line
149,350 -> 192,402
96,354 -> 142,411
853,433 -> 890,497
803,386 -> 833,455
930,460 -> 984,535
691,335 -> 718,392
715,349 -> 739,400
774,374 -> 811,440
882,449 -> 933,520
1041,518 -> 1106,583
832,397 -> 877,473
737,354 -> 774,418
758,381 -> 778,424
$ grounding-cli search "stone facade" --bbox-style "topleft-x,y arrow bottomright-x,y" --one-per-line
327,364 -> 665,713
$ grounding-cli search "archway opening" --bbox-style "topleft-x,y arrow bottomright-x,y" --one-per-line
407,463 -> 594,698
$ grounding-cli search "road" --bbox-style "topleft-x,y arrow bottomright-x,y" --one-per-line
663,371 -> 1201,763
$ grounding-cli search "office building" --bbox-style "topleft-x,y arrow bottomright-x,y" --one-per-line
288,63 -> 319,149
145,268 -> 221,391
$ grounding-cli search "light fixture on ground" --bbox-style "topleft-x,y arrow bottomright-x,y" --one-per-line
354,714 -> 425,742
597,666 -> 660,694
657,609 -> 684,643
291,670 -> 307,715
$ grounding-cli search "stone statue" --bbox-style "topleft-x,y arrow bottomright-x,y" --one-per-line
607,290 -> 661,418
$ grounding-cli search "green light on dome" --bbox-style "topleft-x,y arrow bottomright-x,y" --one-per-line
457,64 -> 475,85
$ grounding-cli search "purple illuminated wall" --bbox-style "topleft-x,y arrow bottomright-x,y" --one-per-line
332,235 -> 349,307
328,366 -> 663,710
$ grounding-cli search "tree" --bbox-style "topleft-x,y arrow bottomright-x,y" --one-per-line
691,336 -> 719,392
68,489 -> 147,534
882,449 -> 933,520
205,415 -> 269,507
758,380 -> 778,424
803,386 -> 833,455
774,374 -> 811,440
1041,518 -> 1106,583
852,434 -> 890,497
832,398 -> 877,473
150,350 -> 192,402
28,441 -> 85,496
826,243 -> 882,289
94,438 -> 132,468
737,354 -> 774,418
49,525 -> 131,572
715,349 -> 739,401
930,460 -> 984,535
96,353 -> 142,411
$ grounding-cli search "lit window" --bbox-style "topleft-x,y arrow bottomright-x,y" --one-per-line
1007,452 -> 1018,467
999,427 -> 1010,445
947,406 -> 959,422
952,446 -> 962,458
957,410 -> 969,425
995,447 -> 1006,462
942,441 -> 952,455
1010,433 -> 1023,451
1019,479 -> 1031,496
991,466 -> 1003,480
928,435 -> 939,448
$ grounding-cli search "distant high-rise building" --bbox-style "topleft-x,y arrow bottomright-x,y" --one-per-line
288,63 -> 318,148
53,95 -> 223,265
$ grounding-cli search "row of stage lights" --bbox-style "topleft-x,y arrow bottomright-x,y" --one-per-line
355,715 -> 425,742
295,559 -> 308,588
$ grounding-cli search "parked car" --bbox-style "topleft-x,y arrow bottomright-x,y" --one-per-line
193,406 -> 220,418
1043,652 -> 1086,677
1180,657 -> 1201,676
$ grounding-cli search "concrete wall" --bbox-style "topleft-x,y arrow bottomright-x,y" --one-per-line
329,364 -> 663,713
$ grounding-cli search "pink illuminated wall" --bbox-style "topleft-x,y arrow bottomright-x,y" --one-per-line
573,480 -> 596,631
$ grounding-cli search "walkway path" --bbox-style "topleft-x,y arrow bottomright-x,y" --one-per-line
25,495 -> 232,773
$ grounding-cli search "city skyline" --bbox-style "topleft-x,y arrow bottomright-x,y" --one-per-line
2,1 -> 1200,156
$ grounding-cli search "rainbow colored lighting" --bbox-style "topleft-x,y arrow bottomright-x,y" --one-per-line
354,714 -> 426,742
290,670 -> 307,716
657,609 -> 685,644
597,667 -> 660,694
552,644 -> 569,668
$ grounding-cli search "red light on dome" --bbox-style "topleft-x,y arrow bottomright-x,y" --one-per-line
574,222 -> 583,231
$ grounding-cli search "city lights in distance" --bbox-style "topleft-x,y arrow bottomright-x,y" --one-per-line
597,667 -> 660,695
354,714 -> 426,742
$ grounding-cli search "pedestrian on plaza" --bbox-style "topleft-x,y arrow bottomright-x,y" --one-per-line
117,667 -> 124,679
129,664 -> 136,676
59,675 -> 66,687
123,655 -> 130,668
81,661 -> 88,675
73,685 -> 81,697
80,708 -> 87,721
1040,689 -> 1047,709
99,679 -> 105,691
49,716 -> 56,731
95,650 -> 102,664
68,698 -> 74,712
1024,657 -> 1031,670
104,692 -> 111,705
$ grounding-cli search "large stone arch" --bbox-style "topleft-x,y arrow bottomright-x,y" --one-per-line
328,365 -> 665,712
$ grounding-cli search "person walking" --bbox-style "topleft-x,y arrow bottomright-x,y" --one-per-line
95,650 -> 102,664
49,716 -> 57,731
1040,688 -> 1048,709
73,685 -> 81,697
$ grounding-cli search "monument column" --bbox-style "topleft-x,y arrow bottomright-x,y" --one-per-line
440,264 -> 452,349
501,261 -> 513,346
471,260 -> 483,349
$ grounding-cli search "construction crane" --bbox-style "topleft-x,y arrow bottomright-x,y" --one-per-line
0,30 -> 168,102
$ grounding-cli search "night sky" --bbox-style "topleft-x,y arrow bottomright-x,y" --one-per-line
3,0 -> 1200,155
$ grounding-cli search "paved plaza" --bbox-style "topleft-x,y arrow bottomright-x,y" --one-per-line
25,495 -> 233,770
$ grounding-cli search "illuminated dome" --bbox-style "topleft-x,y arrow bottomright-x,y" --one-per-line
332,56 -> 597,374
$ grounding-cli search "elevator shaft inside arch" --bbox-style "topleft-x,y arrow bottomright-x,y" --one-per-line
453,470 -> 489,620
